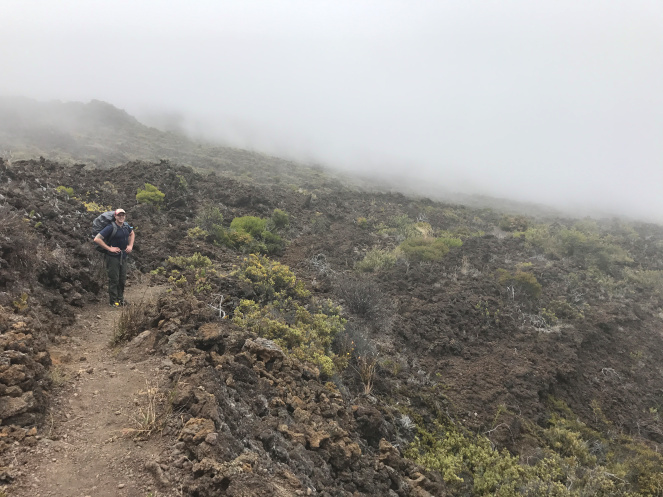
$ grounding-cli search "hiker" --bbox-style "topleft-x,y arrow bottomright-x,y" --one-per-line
93,208 -> 135,307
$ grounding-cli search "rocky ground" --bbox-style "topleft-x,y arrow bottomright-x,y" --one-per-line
2,156 -> 663,495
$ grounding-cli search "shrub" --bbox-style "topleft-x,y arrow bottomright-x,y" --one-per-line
405,423 -> 527,495
334,275 -> 384,320
226,216 -> 285,255
260,230 -> 285,255
195,205 -> 224,232
230,216 -> 266,238
233,297 -> 345,376
497,268 -> 542,299
234,254 -> 309,302
83,201 -> 110,213
271,208 -> 290,229
175,174 -> 188,191
187,226 -> 208,239
355,217 -> 369,229
56,185 -> 75,197
355,248 -> 397,273
136,183 -> 165,206
112,301 -> 153,344
398,237 -> 462,262
161,254 -> 215,294
548,299 -> 586,320
166,253 -> 212,269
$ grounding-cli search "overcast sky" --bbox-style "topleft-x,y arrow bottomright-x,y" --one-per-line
2,1 -> 662,221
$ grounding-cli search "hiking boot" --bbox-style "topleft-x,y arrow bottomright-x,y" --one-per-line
109,302 -> 121,308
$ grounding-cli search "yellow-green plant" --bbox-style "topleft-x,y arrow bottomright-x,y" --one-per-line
12,292 -> 28,312
230,216 -> 265,237
405,423 -> 528,496
497,268 -> 542,299
56,185 -> 75,197
355,248 -> 397,272
234,254 -> 309,302
355,217 -> 369,229
233,297 -> 345,376
136,183 -> 165,206
166,253 -> 212,269
187,226 -> 208,239
271,208 -> 290,229
83,201 -> 110,213
397,236 -> 462,262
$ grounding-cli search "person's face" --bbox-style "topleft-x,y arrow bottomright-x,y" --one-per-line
115,212 -> 126,224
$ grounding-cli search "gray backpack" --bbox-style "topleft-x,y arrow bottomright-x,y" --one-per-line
91,211 -> 128,253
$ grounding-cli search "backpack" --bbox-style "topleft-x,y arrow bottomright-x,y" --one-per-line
91,211 -> 128,253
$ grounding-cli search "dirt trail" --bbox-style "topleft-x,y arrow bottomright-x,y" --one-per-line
8,282 -> 182,497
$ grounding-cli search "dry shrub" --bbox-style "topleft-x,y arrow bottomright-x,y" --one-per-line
332,323 -> 380,395
122,380 -> 171,440
111,300 -> 153,345
334,274 -> 385,321
0,205 -> 39,275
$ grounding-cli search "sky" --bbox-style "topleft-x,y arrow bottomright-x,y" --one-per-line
2,1 -> 662,222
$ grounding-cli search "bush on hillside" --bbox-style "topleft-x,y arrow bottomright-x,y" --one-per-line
136,183 -> 165,206
233,298 -> 345,376
195,204 -> 224,232
230,216 -> 266,238
234,254 -> 309,302
355,248 -> 397,273
56,185 -> 75,198
271,208 -> 290,229
398,237 -> 462,262
496,268 -> 542,299
334,275 -> 385,320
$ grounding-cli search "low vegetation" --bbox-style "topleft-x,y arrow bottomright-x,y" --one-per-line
136,182 -> 165,206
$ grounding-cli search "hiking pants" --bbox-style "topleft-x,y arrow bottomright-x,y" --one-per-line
105,254 -> 127,304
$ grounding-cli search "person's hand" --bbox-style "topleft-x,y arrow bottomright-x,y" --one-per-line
109,247 -> 121,254
126,246 -> 133,254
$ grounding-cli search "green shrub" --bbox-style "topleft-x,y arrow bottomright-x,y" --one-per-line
376,214 -> 420,240
166,252 -> 212,269
230,216 -> 266,238
261,230 -> 285,254
398,237 -> 462,262
405,423 -> 528,496
543,415 -> 596,466
161,253 -> 215,294
234,254 -> 309,302
136,183 -> 165,206
233,297 -> 345,376
187,226 -> 208,239
623,268 -> 663,297
497,268 -> 542,298
355,248 -> 397,273
175,174 -> 188,191
56,185 -> 75,197
271,208 -> 290,229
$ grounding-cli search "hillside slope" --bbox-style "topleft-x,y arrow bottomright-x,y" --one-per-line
2,156 -> 663,495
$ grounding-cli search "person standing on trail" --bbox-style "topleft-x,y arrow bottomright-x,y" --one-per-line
93,208 -> 135,307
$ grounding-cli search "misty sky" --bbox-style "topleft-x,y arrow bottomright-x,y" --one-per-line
2,1 -> 662,221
